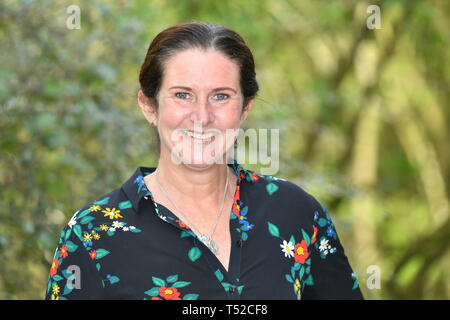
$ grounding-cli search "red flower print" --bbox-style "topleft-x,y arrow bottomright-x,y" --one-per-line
89,250 -> 97,260
294,240 -> 309,264
159,286 -> 181,300
50,258 -> 59,277
176,219 -> 190,230
312,225 -> 318,244
59,244 -> 68,259
250,172 -> 260,181
232,186 -> 241,217
151,297 -> 162,300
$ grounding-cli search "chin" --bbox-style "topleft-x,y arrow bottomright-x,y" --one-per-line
182,153 -> 223,169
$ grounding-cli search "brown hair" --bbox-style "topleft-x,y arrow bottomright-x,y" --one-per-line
139,21 -> 259,112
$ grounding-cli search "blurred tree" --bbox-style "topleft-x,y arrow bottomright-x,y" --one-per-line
0,0 -> 448,299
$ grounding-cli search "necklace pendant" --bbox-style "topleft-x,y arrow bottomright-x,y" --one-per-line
199,235 -> 219,255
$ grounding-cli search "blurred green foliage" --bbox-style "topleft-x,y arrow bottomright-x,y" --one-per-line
0,0 -> 448,299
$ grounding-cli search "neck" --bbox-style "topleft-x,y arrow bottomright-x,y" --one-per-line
153,150 -> 234,208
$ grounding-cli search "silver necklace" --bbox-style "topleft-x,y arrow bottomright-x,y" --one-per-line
155,166 -> 229,255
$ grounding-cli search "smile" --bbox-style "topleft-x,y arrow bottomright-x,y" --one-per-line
184,130 -> 215,140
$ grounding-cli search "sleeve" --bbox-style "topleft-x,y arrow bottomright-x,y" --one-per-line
45,219 -> 104,300
301,203 -> 364,300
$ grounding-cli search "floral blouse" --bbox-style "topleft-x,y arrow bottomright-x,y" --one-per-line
45,160 -> 364,300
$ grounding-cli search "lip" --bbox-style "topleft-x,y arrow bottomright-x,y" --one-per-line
183,130 -> 216,141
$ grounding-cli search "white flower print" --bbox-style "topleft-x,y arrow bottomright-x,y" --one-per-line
158,214 -> 168,222
280,240 -> 295,258
68,215 -> 77,229
112,221 -> 123,229
319,239 -> 329,252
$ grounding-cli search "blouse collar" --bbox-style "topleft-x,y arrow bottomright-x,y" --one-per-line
121,159 -> 256,213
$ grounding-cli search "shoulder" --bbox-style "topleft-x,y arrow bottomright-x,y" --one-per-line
63,186 -> 133,243
242,166 -> 322,214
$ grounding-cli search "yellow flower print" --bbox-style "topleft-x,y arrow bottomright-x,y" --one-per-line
89,205 -> 101,212
93,233 -> 100,240
83,233 -> 93,242
294,278 -> 302,300
52,284 -> 60,295
51,294 -> 59,300
100,224 -> 109,231
102,207 -> 123,220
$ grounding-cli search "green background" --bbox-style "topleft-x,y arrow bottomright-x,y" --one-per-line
0,0 -> 449,299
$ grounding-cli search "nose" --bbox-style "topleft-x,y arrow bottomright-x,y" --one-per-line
190,99 -> 215,127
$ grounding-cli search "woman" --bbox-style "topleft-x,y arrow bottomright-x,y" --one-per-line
45,21 -> 363,300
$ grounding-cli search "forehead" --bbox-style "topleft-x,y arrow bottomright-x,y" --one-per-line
161,48 -> 240,89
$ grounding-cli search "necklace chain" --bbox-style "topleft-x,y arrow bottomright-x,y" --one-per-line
155,166 -> 229,255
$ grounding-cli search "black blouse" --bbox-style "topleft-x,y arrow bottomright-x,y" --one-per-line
45,160 -> 364,300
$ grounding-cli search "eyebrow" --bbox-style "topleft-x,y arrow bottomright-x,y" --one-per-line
168,86 -> 237,93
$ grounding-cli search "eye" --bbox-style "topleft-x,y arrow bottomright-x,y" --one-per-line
175,92 -> 190,100
214,93 -> 229,101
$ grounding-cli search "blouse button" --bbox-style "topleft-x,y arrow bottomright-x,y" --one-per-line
228,286 -> 236,293
235,239 -> 243,247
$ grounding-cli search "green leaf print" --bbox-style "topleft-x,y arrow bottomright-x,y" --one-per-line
286,274 -> 294,283
118,200 -> 132,210
95,248 -> 110,259
63,283 -> 72,295
65,240 -> 78,252
129,227 -> 141,233
166,274 -> 178,283
183,293 -> 199,300
80,216 -> 95,225
72,224 -> 82,241
267,222 -> 280,238
318,218 -> 328,227
302,229 -> 311,246
299,265 -> 305,279
64,228 -> 72,241
237,285 -> 244,295
266,182 -> 279,195
289,235 -> 295,245
188,247 -> 202,262
152,276 -> 166,287
305,274 -> 314,286
215,269 -> 224,282
144,287 -> 159,297
52,275 -> 63,282
76,209 -> 91,219
94,196 -> 110,205
172,281 -> 191,288
180,231 -> 190,238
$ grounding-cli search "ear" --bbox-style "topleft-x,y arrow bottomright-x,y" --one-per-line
137,90 -> 158,126
239,96 -> 255,125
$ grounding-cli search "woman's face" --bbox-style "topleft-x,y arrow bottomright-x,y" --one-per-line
141,48 -> 253,169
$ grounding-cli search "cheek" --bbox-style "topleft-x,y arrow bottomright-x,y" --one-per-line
159,103 -> 188,128
216,105 -> 243,127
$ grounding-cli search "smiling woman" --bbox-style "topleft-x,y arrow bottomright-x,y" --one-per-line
45,21 -> 364,300
140,47 -> 247,168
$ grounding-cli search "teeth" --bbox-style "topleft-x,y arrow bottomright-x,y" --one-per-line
185,131 -> 214,139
